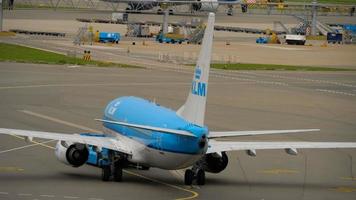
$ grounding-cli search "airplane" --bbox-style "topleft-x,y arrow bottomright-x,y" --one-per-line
1,12 -> 356,185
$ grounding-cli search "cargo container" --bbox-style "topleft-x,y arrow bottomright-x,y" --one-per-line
156,32 -> 186,44
285,34 -> 306,45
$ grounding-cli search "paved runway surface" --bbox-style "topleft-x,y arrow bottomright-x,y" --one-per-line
1,62 -> 356,200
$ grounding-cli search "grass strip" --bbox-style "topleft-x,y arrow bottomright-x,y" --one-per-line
0,43 -> 141,68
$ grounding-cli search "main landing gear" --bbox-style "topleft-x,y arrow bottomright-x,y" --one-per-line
184,168 -> 205,185
102,160 -> 123,182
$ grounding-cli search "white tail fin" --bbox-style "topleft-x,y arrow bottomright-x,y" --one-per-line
177,13 -> 215,126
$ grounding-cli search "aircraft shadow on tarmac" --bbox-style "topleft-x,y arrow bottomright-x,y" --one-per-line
1,171 -> 347,190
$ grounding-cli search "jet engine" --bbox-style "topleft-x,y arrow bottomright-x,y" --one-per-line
202,152 -> 228,173
192,0 -> 219,12
55,141 -> 89,167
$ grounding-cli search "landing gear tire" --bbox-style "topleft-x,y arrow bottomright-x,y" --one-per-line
112,162 -> 123,182
101,166 -> 111,182
184,169 -> 194,185
196,169 -> 205,185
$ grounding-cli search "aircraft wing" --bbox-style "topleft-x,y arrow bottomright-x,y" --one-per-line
208,129 -> 320,139
0,128 -> 132,154
207,139 -> 356,154
95,119 -> 197,137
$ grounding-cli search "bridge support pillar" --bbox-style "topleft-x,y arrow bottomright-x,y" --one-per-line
162,9 -> 169,34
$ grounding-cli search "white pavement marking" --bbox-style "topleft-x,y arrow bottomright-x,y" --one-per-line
241,71 -> 356,88
0,140 -> 55,154
257,45 -> 310,51
19,110 -> 98,133
67,65 -> 81,68
211,73 -> 289,86
82,45 -> 123,50
170,169 -> 184,181
0,81 -> 254,91
315,89 -> 356,97
211,70 -> 257,79
1,192 -> 105,200
0,192 -> 9,195
64,196 -> 79,199
240,44 -> 310,51
0,82 -> 190,90
18,193 -> 32,196
3,41 -> 65,55
40,194 -> 55,198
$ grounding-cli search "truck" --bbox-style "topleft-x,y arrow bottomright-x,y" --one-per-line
327,32 -> 343,44
99,32 -> 121,43
285,34 -> 306,45
155,32 -> 186,44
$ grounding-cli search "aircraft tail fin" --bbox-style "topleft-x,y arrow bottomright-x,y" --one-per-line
177,12 -> 215,126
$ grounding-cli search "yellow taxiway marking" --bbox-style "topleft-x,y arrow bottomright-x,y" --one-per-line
258,169 -> 300,175
10,134 -> 55,150
124,170 -> 198,200
0,166 -> 25,172
0,138 -> 55,154
20,110 -> 98,133
17,110 -> 199,200
330,187 -> 356,193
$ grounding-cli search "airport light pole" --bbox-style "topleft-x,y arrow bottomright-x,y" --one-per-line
311,0 -> 317,36
0,0 -> 3,32
162,9 -> 169,34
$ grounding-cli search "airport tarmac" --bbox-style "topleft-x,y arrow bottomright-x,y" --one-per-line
2,34 -> 356,69
1,8 -> 356,200
3,9 -> 356,37
2,10 -> 356,68
1,62 -> 356,200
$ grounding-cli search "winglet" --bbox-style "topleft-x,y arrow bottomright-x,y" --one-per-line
177,12 -> 215,126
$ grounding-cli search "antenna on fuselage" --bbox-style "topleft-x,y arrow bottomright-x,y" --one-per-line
176,12 -> 215,127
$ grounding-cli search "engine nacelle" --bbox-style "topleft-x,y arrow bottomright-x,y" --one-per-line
192,0 -> 219,12
55,141 -> 89,167
202,152 -> 228,173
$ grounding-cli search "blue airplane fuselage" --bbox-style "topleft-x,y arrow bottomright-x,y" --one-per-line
103,96 -> 208,155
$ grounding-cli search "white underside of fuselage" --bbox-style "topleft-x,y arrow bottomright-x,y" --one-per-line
102,127 -> 203,170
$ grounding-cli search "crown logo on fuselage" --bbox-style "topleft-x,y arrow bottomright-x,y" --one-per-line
195,67 -> 202,80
